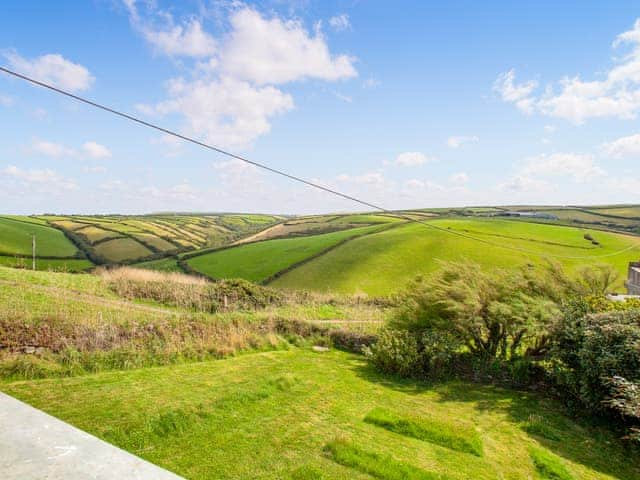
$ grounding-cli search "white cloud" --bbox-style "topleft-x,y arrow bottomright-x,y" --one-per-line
337,171 -> 385,186
362,77 -> 380,89
31,139 -> 75,158
393,151 -> 434,167
128,5 -> 357,148
0,94 -> 13,107
221,8 -> 357,85
602,133 -> 640,158
144,20 -> 216,58
329,14 -> 351,32
333,91 -> 352,103
447,135 -> 479,149
82,165 -> 107,174
124,1 -> 216,58
5,52 -> 93,92
499,174 -> 551,193
449,172 -> 469,185
493,69 -> 538,113
1,165 -> 77,191
605,176 -> 640,194
496,19 -> 640,123
140,76 -> 294,149
82,141 -> 112,159
521,152 -> 605,182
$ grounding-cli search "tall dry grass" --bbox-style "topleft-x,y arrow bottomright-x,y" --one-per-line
98,267 -> 283,312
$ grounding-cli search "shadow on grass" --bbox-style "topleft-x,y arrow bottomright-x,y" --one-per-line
351,361 -> 640,480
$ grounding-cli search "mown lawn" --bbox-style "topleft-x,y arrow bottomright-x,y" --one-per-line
272,218 -> 640,295
186,224 -> 388,282
2,349 -> 637,480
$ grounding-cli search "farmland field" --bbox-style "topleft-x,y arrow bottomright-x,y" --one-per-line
2,349 -> 637,480
272,218 -> 640,295
94,237 -> 153,263
186,224 -> 390,282
0,216 -> 82,257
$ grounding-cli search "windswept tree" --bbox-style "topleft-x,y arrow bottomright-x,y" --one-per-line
391,262 -> 560,359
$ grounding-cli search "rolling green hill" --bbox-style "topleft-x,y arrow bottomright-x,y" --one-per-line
0,216 -> 81,257
271,219 -> 640,296
186,224 -> 390,282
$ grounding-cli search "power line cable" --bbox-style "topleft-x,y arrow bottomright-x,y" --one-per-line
1,65 -> 638,260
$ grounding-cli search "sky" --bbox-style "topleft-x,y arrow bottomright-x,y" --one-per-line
0,0 -> 639,215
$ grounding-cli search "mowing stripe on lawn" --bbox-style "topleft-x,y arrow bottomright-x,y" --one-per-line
324,440 -> 451,480
364,407 -> 483,457
529,446 -> 575,480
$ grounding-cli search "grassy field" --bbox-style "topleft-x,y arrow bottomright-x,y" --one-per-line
2,349 -> 637,480
133,256 -> 182,272
186,224 -> 389,282
94,237 -> 153,263
0,216 -> 81,257
272,218 -> 640,295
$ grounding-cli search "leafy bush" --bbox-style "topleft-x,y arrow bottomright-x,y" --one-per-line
391,262 -> 559,360
364,329 -> 422,377
364,328 -> 460,379
551,309 -> 640,442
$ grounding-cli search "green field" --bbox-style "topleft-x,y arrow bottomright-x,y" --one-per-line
0,216 -> 81,257
186,225 -> 388,282
94,237 -> 153,263
133,256 -> 182,272
272,219 -> 640,295
2,349 -> 637,480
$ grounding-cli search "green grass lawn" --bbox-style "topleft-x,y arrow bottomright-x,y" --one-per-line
186,225 -> 387,282
2,349 -> 637,480
271,218 -> 640,296
0,216 -> 81,257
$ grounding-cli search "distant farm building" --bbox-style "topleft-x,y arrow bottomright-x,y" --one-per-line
492,211 -> 559,220
627,261 -> 640,295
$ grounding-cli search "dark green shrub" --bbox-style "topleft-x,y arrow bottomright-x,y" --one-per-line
551,309 -> 640,441
364,328 -> 460,379
364,329 -> 422,377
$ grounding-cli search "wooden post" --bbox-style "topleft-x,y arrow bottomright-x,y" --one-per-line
32,234 -> 36,271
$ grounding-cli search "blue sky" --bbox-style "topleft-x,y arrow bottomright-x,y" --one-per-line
1,0 -> 639,214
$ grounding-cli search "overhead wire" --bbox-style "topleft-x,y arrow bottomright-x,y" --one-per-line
1,65 -> 638,260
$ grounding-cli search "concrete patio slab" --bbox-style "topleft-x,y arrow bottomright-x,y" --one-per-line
0,392 -> 184,479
